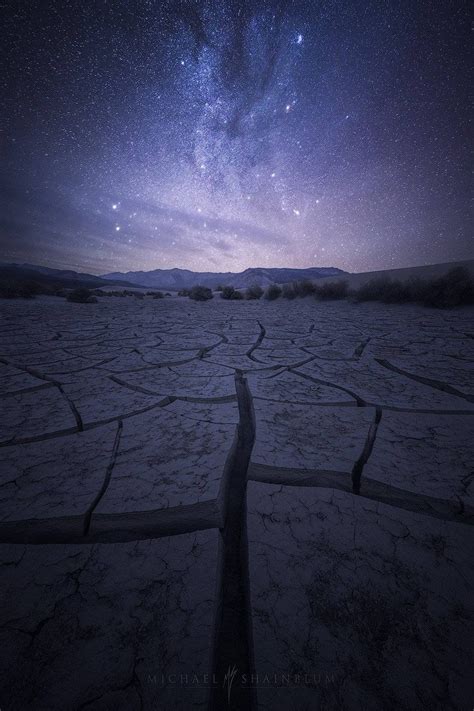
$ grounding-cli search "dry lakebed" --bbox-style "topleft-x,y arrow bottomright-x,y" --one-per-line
0,294 -> 473,710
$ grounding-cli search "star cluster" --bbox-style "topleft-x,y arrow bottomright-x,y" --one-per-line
0,0 -> 471,273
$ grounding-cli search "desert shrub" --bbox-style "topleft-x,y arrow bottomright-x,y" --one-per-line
215,284 -> 224,292
293,279 -> 315,297
221,285 -> 236,299
354,279 -> 410,303
380,281 -> 412,303
314,280 -> 349,300
220,286 -> 244,300
20,281 -> 40,297
146,291 -> 164,298
189,285 -> 213,301
178,288 -> 190,297
282,283 -> 297,299
18,283 -> 36,298
353,268 -> 474,308
245,284 -> 264,300
0,280 -> 41,298
418,267 -> 474,308
354,279 -> 389,302
264,283 -> 282,300
0,286 -> 16,298
66,288 -> 97,303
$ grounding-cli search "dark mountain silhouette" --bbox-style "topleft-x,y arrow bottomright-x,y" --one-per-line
0,263 -> 140,290
100,266 -> 347,289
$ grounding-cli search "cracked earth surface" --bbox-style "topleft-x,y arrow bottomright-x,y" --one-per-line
0,295 -> 473,710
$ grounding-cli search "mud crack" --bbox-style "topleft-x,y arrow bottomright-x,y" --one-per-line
210,371 -> 257,711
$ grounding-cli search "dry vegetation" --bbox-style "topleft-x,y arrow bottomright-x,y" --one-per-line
2,266 -> 473,310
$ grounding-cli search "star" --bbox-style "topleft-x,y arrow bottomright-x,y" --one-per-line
1,1 -> 467,275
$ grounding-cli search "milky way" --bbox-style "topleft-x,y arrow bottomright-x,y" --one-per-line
1,0 -> 471,274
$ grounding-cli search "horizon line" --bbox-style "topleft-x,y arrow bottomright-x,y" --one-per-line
1,256 -> 473,278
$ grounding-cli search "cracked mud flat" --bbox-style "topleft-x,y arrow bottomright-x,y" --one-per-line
0,295 -> 473,710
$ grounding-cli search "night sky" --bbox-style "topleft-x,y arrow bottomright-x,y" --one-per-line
1,0 -> 471,275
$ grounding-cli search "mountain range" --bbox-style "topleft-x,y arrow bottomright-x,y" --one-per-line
0,263 -> 138,290
101,266 -> 346,289
2,260 -> 471,293
0,262 -> 346,290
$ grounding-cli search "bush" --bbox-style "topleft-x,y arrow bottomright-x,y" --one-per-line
282,283 -> 297,299
379,281 -> 412,303
178,288 -> 190,297
221,285 -> 236,299
220,285 -> 244,300
19,281 -> 39,297
293,279 -> 315,297
0,286 -> 16,298
353,279 -> 408,303
245,284 -> 264,300
18,283 -> 36,298
0,280 -> 40,299
314,280 -> 349,300
147,291 -> 164,299
189,285 -> 213,301
264,284 -> 282,300
352,267 -> 474,308
419,267 -> 474,308
66,288 -> 97,304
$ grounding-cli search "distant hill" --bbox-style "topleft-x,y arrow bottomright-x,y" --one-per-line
3,261 -> 472,295
314,259 -> 474,289
100,266 -> 346,289
0,263 -> 140,290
